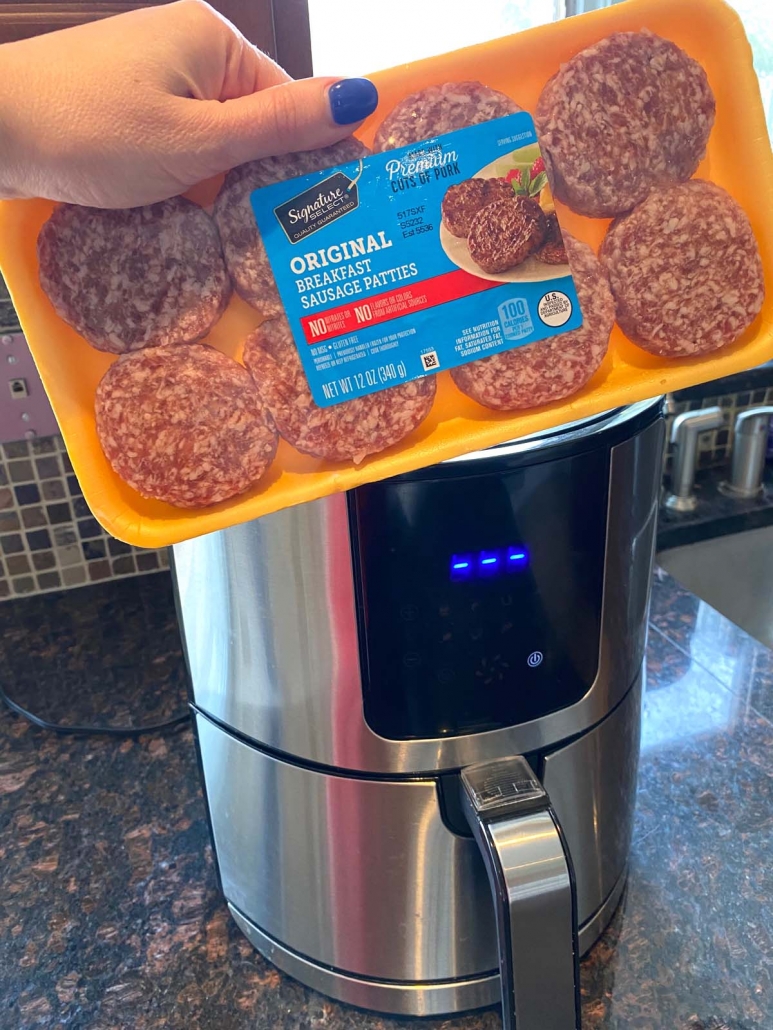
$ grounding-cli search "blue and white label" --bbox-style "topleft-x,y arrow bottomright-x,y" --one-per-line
498,297 -> 534,341
250,112 -> 583,408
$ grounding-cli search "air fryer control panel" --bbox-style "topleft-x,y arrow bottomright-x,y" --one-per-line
350,448 -> 609,740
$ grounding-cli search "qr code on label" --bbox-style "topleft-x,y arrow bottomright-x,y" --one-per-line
421,350 -> 440,371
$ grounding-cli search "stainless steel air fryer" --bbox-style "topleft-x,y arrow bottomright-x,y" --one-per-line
173,398 -> 665,1030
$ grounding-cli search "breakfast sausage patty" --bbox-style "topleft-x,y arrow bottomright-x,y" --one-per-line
95,344 -> 277,507
467,197 -> 547,274
243,316 -> 436,464
451,234 -> 613,409
441,177 -> 514,238
38,198 -> 231,354
373,81 -> 522,152
535,30 -> 715,217
535,213 -> 568,265
600,180 -> 764,358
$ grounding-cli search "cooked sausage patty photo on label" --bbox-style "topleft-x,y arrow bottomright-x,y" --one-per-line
467,196 -> 547,274
441,177 -> 514,238
37,198 -> 231,354
535,30 -> 715,218
535,213 -> 568,265
95,344 -> 277,508
600,180 -> 765,358
213,137 -> 367,317
242,316 -> 436,464
373,81 -> 521,152
451,234 -> 614,409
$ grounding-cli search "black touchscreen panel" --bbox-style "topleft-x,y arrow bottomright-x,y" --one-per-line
350,449 -> 608,740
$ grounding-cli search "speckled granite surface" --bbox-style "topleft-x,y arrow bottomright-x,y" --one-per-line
1,572 -> 771,1030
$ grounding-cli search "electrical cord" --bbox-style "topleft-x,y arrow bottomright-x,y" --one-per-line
0,681 -> 190,736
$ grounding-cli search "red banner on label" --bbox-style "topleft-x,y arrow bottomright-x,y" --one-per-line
299,269 -> 501,343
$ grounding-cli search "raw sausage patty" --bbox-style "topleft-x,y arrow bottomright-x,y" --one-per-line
242,316 -> 436,464
600,180 -> 765,358
37,198 -> 231,354
373,81 -> 521,152
213,138 -> 367,317
467,197 -> 547,274
441,178 -> 514,238
95,344 -> 277,508
535,31 -> 715,217
451,234 -> 614,410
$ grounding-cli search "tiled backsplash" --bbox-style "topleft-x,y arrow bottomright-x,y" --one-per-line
0,435 -> 168,602
4,387 -> 772,602
0,272 -> 19,334
1,272 -> 169,602
664,383 -> 773,476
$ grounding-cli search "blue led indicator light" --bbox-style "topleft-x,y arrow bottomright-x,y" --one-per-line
478,551 -> 500,576
506,547 -> 529,571
450,554 -> 474,581
451,547 -> 529,581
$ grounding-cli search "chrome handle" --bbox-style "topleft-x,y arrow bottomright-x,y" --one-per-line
735,405 -> 773,430
665,407 -> 725,512
722,407 -> 773,498
461,757 -> 581,1030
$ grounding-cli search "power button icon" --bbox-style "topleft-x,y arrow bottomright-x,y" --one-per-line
527,651 -> 544,668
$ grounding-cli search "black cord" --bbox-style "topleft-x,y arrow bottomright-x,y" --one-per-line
0,682 -> 190,737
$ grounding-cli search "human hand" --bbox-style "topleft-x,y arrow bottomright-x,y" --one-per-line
0,0 -> 378,208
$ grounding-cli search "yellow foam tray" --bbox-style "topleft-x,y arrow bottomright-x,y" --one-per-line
1,0 -> 771,547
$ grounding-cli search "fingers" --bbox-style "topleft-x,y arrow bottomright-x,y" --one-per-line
160,1 -> 291,101
218,33 -> 290,100
189,75 -> 378,172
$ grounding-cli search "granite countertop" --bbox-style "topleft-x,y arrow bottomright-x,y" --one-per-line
1,571 -> 772,1030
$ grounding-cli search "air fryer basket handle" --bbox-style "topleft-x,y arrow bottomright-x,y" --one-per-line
461,756 -> 581,1030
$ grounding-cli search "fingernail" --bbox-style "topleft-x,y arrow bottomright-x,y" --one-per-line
328,78 -> 379,126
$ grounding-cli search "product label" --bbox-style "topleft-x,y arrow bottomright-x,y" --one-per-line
251,112 -> 583,407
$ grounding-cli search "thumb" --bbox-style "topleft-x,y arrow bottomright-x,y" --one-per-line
195,76 -> 378,172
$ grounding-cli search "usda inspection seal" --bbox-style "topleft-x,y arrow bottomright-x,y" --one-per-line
538,291 -> 572,328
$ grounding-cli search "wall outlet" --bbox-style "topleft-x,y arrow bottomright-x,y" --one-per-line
0,334 -> 59,442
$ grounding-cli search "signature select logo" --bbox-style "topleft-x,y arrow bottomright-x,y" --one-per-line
273,165 -> 363,245
287,186 -> 348,227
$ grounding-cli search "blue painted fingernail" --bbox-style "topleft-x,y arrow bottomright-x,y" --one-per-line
329,78 -> 379,125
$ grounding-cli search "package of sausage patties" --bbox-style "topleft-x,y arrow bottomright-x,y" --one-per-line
0,0 -> 771,547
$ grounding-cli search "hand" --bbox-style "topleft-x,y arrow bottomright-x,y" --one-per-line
0,0 -> 378,208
